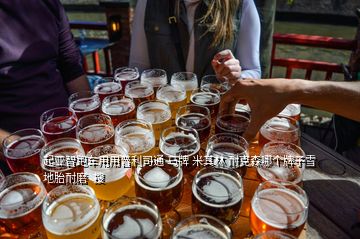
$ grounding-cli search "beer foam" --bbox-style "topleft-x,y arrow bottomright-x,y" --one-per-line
157,89 -> 186,102
252,188 -> 307,229
85,166 -> 128,183
79,124 -> 114,144
258,166 -> 302,184
207,143 -> 247,168
193,172 -> 243,207
280,104 -> 301,117
115,127 -> 155,154
135,167 -> 183,191
6,136 -> 44,159
171,79 -> 198,90
142,76 -> 167,87
191,92 -> 220,106
174,224 -> 228,239
71,98 -> 99,112
43,193 -> 100,235
160,132 -> 200,157
137,108 -> 171,124
260,117 -> 298,142
103,204 -> 160,239
95,82 -> 121,93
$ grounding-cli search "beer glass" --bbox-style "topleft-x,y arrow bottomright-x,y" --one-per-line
101,94 -> 136,127
0,173 -> 47,238
170,72 -> 198,103
160,126 -> 200,174
254,230 -> 297,239
3,128 -> 45,175
259,116 -> 300,148
192,167 -> 243,225
258,142 -> 306,185
156,84 -> 187,121
0,170 -> 4,191
114,67 -> 140,91
93,77 -> 122,102
86,144 -> 132,201
125,81 -> 155,106
137,100 -> 172,142
215,114 -> 250,136
176,105 -> 211,145
200,75 -> 230,95
279,104 -> 301,121
69,91 -> 101,118
250,181 -> 309,237
102,197 -> 162,239
235,103 -> 251,119
190,88 -> 221,119
171,214 -> 232,239
206,133 -> 249,177
141,69 -> 167,92
115,119 -> 156,157
76,113 -> 115,153
40,107 -> 77,142
42,185 -> 101,239
40,138 -> 85,190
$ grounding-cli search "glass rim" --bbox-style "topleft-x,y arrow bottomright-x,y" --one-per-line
261,141 -> 306,157
254,180 -> 309,215
76,113 -> 113,127
207,132 -> 249,149
172,214 -> 232,239
40,107 -> 77,134
124,80 -> 154,98
135,163 -> 183,186
102,196 -> 162,238
176,104 -> 211,119
141,68 -> 167,76
263,116 -> 299,133
115,118 -> 154,133
190,88 -> 221,106
114,66 -> 139,74
68,90 -> 99,101
101,94 -> 135,116
171,71 -> 197,79
156,84 -> 187,102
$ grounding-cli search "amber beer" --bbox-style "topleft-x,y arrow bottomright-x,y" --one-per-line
85,144 -> 132,201
171,215 -> 232,239
156,84 -> 187,121
250,181 -> 308,237
206,133 -> 249,177
0,173 -> 47,238
200,75 -> 230,95
125,81 -> 155,106
114,67 -> 140,91
42,185 -> 101,239
215,114 -> 250,136
76,113 -> 115,153
258,142 -> 305,185
258,116 -> 300,148
192,168 -> 243,225
141,69 -> 167,92
69,91 -> 101,118
190,89 -> 221,119
93,77 -> 122,101
102,197 -> 162,239
170,72 -> 198,103
41,107 -> 77,141
137,100 -> 172,142
135,163 -> 183,213
279,104 -> 301,121
3,128 -> 45,175
101,94 -> 136,126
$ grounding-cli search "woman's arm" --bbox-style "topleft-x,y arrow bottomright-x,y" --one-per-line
129,0 -> 151,71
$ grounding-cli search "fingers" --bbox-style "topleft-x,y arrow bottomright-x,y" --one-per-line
219,85 -> 240,115
243,111 -> 267,142
213,49 -> 234,63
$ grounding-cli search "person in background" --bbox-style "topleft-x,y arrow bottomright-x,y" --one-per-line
129,0 -> 261,83
0,0 -> 89,172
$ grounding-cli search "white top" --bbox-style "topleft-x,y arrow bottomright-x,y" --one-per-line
130,0 -> 261,79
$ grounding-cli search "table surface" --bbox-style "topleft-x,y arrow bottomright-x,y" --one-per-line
125,133 -> 360,239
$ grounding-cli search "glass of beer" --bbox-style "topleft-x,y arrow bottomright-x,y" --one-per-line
250,180 -> 309,237
69,91 -> 101,118
235,103 -> 251,119
114,67 -> 140,91
2,128 -> 45,175
156,84 -> 187,121
160,126 -> 200,174
93,77 -> 122,102
206,133 -> 249,177
141,69 -> 167,92
170,72 -> 198,103
190,88 -> 221,119
102,94 -> 136,127
259,116 -> 300,148
42,185 -> 101,239
258,142 -> 305,185
0,172 -> 47,238
125,81 -> 155,106
176,105 -> 211,145
254,230 -> 297,239
171,214 -> 232,239
215,114 -> 250,136
76,113 -> 115,153
279,104 -> 301,122
115,119 -> 156,157
192,167 -> 243,225
86,144 -> 133,201
102,197 -> 162,239
40,107 -> 77,142
40,138 -> 85,190
200,75 -> 230,95
137,100 -> 172,142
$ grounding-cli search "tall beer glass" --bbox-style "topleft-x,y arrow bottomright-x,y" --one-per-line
93,77 -> 122,102
200,75 -> 230,95
101,94 -> 136,127
215,114 -> 250,136
190,88 -> 221,119
170,72 -> 198,103
141,69 -> 167,92
42,185 -> 101,239
250,181 -> 308,236
156,84 -> 187,121
69,91 -> 101,118
0,173 -> 47,238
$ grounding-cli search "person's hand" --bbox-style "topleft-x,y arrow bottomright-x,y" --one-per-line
211,49 -> 242,85
219,78 -> 294,140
